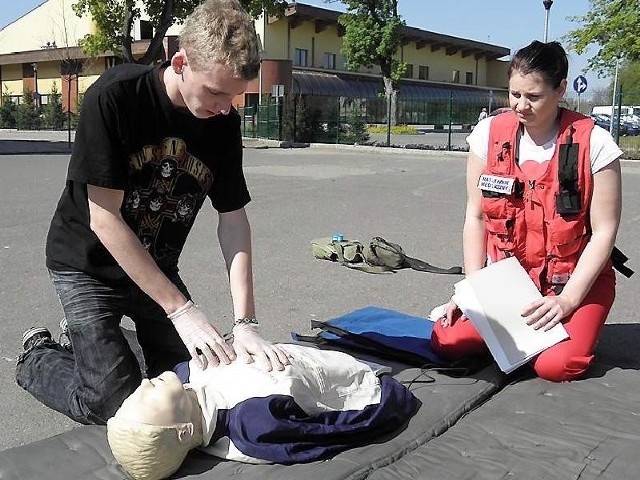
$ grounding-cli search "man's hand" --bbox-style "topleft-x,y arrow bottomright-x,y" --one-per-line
168,301 -> 236,369
232,324 -> 290,371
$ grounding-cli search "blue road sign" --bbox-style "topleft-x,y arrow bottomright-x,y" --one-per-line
573,75 -> 588,94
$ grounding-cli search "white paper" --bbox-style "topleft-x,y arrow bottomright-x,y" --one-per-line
453,257 -> 569,373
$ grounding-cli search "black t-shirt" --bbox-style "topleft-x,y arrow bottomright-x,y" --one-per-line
46,62 -> 250,281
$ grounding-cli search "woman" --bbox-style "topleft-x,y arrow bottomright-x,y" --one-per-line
431,40 -> 623,382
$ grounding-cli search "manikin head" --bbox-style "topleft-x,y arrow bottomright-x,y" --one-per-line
165,0 -> 261,119
107,371 -> 202,480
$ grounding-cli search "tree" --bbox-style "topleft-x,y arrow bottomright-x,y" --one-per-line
564,0 -> 640,76
589,86 -> 612,106
16,90 -> 42,130
332,0 -> 407,129
618,61 -> 640,105
72,0 -> 288,64
282,94 -> 314,143
0,86 -> 18,129
44,82 -> 66,129
343,100 -> 369,144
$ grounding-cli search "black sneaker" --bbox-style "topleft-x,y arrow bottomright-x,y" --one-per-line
58,318 -> 72,352
22,327 -> 53,351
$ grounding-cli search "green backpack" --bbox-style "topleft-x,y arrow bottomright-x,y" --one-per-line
311,236 -> 463,275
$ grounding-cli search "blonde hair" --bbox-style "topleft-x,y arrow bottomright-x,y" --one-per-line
107,417 -> 199,480
179,0 -> 261,80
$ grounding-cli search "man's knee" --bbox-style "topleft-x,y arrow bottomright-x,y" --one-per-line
75,372 -> 141,425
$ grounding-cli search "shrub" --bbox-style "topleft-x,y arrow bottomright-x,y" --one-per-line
16,89 -> 42,130
44,82 -> 66,130
0,87 -> 17,128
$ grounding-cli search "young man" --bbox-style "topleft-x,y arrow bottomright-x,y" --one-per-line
106,344 -> 420,480
16,0 -> 288,426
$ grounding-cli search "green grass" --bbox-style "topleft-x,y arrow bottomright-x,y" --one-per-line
619,136 -> 640,160
367,125 -> 420,135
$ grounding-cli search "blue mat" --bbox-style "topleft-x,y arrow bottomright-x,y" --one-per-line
292,306 -> 444,366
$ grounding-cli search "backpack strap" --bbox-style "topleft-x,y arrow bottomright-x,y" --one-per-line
309,320 -> 437,367
611,246 -> 634,278
403,256 -> 463,275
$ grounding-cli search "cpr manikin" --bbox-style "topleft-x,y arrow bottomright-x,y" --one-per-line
107,344 -> 420,480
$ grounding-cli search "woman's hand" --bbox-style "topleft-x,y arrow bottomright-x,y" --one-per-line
521,294 -> 576,331
440,299 -> 468,327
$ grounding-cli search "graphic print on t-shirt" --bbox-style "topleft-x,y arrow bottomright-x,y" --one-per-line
124,137 -> 214,270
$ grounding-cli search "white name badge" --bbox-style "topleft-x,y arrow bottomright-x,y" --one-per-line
477,174 -> 515,194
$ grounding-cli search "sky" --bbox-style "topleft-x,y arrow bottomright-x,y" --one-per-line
0,0 -> 610,96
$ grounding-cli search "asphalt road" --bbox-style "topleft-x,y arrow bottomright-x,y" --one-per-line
0,146 -> 638,451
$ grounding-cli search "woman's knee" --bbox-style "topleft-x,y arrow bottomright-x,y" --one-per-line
430,322 -> 486,359
533,353 -> 594,382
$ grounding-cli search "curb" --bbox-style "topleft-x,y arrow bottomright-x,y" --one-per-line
242,137 -> 469,158
0,141 -> 73,155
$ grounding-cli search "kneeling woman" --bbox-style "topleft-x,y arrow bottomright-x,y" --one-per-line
431,40 -> 623,382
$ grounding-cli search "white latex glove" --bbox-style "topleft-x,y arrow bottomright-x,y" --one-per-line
168,301 -> 236,369
231,324 -> 290,372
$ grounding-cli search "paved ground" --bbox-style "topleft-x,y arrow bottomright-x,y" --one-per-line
0,128 -> 469,154
0,143 -> 638,452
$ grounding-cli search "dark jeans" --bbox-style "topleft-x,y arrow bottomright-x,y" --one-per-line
15,269 -> 190,425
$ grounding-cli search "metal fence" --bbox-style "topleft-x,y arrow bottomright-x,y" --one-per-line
238,94 -> 640,158
238,93 -> 502,145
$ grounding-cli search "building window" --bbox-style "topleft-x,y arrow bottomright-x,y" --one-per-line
323,52 -> 336,69
452,69 -> 460,83
404,64 -> 414,78
138,20 -> 153,40
465,72 -> 473,85
418,65 -> 429,80
294,48 -> 308,67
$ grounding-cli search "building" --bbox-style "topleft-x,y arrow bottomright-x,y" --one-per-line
0,1 -> 510,124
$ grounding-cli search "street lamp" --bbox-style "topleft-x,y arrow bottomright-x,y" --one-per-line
610,55 -> 621,135
31,62 -> 39,108
543,0 -> 553,42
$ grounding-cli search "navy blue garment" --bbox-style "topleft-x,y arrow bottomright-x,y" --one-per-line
212,375 -> 418,463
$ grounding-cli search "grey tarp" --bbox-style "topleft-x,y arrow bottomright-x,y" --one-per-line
1,323 -> 639,480
0,360 -> 503,480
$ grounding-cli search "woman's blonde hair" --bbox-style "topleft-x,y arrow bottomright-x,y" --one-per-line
179,0 -> 261,80
107,417 -> 199,480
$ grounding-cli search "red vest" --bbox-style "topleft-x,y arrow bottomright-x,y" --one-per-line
481,109 -> 596,291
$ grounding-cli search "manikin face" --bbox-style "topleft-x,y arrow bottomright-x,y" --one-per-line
170,50 -> 249,119
508,70 -> 567,132
115,371 -> 193,426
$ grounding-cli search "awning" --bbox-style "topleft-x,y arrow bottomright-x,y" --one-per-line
292,71 -> 508,104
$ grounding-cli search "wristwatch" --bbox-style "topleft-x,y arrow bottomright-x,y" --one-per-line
233,317 -> 259,327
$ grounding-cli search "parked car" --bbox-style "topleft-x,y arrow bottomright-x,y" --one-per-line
623,121 -> 640,136
590,113 -> 610,130
591,113 -> 634,136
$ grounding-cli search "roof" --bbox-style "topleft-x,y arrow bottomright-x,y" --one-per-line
292,70 -> 509,104
276,3 -> 510,61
